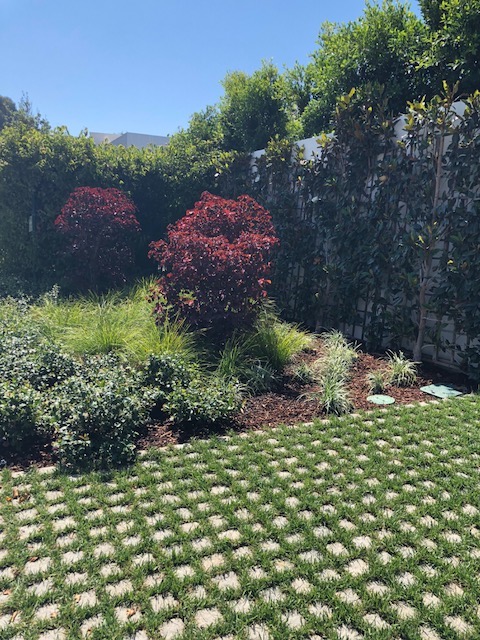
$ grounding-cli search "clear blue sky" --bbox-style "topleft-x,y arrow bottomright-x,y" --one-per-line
1,0 -> 420,136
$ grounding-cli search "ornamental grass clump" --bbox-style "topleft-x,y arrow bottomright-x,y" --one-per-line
386,350 -> 418,387
245,311 -> 313,373
291,361 -> 317,385
366,369 -> 389,394
148,192 -> 279,331
304,330 -> 357,415
214,305 -> 312,393
33,285 -> 198,364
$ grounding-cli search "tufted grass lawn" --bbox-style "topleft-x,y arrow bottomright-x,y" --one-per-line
1,396 -> 480,639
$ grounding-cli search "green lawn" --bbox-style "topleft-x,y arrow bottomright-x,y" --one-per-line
1,396 -> 480,639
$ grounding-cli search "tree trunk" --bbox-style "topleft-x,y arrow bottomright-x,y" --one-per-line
413,121 -> 446,363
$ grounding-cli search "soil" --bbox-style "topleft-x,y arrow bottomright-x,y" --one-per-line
2,343 -> 472,472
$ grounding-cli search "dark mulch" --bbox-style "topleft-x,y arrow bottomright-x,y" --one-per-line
3,347 -> 472,472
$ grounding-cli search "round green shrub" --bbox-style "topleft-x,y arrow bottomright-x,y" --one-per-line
142,353 -> 197,402
164,377 -> 243,425
46,357 -> 155,469
0,332 -> 76,390
0,381 -> 44,453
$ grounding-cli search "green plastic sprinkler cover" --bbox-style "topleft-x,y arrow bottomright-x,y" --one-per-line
367,394 -> 395,405
420,384 -> 462,399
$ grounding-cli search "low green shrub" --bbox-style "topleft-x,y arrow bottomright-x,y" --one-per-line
164,376 -> 244,426
143,353 -> 197,403
46,357 -> 155,469
0,381 -> 44,453
0,332 -> 76,390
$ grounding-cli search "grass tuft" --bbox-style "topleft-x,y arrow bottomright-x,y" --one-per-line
31,287 -> 199,364
386,350 -> 417,387
366,369 -> 388,394
245,309 -> 313,373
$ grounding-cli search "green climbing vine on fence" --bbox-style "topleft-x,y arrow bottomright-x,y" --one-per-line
218,87 -> 480,379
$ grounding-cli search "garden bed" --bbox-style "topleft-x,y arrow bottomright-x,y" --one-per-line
139,347 -> 470,448
0,291 -> 472,472
3,344 -> 470,472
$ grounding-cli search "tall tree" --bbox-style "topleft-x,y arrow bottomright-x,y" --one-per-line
418,0 -> 480,96
219,62 -> 292,152
302,1 -> 427,135
0,96 -> 17,130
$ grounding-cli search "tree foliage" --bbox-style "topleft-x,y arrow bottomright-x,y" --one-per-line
219,62 -> 293,152
149,192 -> 279,330
0,118 -> 228,289
418,0 -> 480,96
221,86 -> 480,378
0,96 -> 17,131
302,0 -> 427,135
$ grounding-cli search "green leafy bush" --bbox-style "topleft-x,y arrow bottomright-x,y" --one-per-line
46,357 -> 154,469
0,332 -> 76,390
143,353 -> 197,403
164,377 -> 243,426
0,381 -> 44,453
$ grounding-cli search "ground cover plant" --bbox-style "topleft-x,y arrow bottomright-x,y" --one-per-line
0,396 -> 479,638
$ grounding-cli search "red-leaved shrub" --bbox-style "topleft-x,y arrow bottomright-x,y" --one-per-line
148,192 -> 279,329
55,187 -> 140,290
